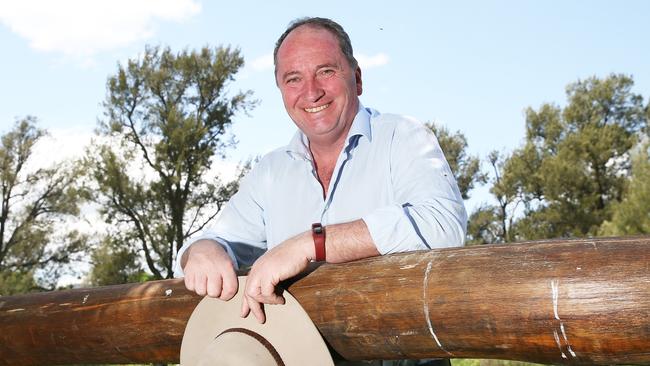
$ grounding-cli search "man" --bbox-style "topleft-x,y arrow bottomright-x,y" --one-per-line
175,17 -> 466,327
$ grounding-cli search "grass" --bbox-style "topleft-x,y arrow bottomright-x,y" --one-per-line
452,359 -> 545,366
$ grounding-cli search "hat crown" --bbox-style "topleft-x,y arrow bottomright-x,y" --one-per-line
197,329 -> 282,366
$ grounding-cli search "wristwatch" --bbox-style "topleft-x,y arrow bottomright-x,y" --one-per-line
311,223 -> 326,262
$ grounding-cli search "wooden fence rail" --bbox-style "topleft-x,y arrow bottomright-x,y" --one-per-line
1,236 -> 649,365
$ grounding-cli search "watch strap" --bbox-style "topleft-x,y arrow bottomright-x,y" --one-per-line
311,223 -> 326,262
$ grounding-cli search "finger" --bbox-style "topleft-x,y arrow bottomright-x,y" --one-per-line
241,296 -> 251,318
259,281 -> 285,305
206,274 -> 222,298
247,296 -> 266,324
220,269 -> 238,301
242,276 -> 266,323
184,272 -> 195,292
194,274 -> 207,296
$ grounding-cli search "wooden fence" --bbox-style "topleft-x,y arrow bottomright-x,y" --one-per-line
1,236 -> 649,365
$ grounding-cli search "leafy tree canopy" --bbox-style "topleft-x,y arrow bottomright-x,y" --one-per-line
86,45 -> 255,281
0,117 -> 87,294
427,122 -> 487,200
600,142 -> 650,236
476,74 -> 647,242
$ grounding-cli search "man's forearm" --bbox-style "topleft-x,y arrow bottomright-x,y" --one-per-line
240,219 -> 379,323
324,219 -> 379,263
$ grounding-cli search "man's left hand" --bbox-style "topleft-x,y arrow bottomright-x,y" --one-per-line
240,231 -> 313,323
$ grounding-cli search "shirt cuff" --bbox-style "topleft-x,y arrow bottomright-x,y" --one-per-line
362,204 -> 428,255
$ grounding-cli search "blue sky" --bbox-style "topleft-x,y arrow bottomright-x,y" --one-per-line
1,0 -> 649,211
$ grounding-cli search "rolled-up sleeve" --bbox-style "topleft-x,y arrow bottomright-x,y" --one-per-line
173,162 -> 268,278
363,119 -> 467,254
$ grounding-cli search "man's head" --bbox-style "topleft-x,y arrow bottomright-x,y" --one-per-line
274,17 -> 363,147
273,17 -> 358,78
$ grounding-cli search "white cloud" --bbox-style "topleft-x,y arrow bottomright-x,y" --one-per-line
0,0 -> 201,57
356,52 -> 389,69
250,53 -> 274,72
29,127 -> 241,184
28,127 -> 94,171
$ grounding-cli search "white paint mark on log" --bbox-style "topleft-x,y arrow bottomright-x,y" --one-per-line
6,308 -> 25,313
576,267 -> 582,270
550,284 -> 577,359
82,294 -> 89,304
400,264 -> 416,270
551,280 -> 560,320
560,323 -> 568,341
553,329 -> 567,359
165,289 -> 173,297
400,330 -> 417,336
560,322 -> 577,358
423,261 -> 452,356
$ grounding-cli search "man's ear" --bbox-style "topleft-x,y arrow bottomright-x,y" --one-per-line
355,67 -> 363,96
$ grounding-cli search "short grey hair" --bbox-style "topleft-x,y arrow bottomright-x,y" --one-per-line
273,17 -> 358,79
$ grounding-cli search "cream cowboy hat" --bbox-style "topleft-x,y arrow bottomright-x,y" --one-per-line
180,276 -> 334,366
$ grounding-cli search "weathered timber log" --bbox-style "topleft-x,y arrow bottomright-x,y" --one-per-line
1,236 -> 649,365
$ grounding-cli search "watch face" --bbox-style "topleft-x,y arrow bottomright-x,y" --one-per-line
312,223 -> 324,234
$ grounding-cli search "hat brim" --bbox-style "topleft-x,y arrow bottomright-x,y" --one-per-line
181,276 -> 334,365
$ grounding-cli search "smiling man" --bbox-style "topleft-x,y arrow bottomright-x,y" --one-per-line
175,17 -> 466,338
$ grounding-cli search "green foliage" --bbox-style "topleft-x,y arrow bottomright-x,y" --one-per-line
86,45 -> 255,281
466,150 -> 522,244
427,122 -> 487,199
600,142 -> 650,235
466,204 -> 502,245
0,270 -> 37,296
488,74 -> 648,241
88,237 -> 150,286
0,117 -> 87,294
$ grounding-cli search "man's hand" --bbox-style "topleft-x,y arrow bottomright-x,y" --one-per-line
241,231 -> 312,323
182,239 -> 238,300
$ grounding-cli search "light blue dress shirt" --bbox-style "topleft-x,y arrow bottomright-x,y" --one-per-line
174,105 -> 467,276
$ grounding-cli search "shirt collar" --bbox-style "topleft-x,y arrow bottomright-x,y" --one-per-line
285,103 -> 372,160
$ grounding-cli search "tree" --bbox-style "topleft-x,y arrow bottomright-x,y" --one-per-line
599,142 -> 650,236
466,151 -> 521,244
500,74 -> 647,240
88,237 -> 149,286
427,122 -> 486,199
466,204 -> 502,245
0,117 -> 87,295
87,45 -> 255,281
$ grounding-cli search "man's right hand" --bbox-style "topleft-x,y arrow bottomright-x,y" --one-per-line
181,239 -> 238,300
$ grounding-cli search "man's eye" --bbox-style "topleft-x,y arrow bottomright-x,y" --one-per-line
320,69 -> 335,76
286,77 -> 300,84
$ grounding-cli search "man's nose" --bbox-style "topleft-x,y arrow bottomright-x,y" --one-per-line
304,78 -> 324,102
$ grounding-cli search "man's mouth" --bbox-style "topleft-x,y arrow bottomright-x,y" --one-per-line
304,104 -> 330,113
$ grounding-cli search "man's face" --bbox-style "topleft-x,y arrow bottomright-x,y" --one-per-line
275,26 -> 362,146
